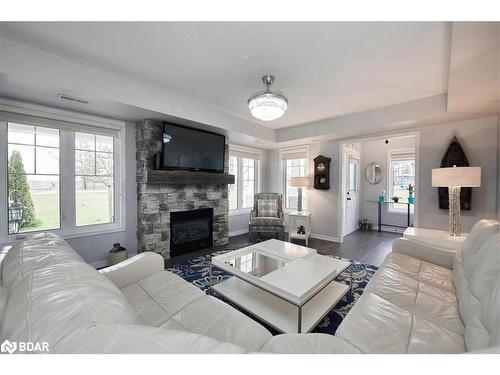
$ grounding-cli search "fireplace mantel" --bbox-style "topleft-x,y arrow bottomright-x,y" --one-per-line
143,169 -> 235,185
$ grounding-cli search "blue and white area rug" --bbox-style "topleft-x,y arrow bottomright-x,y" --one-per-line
166,250 -> 378,335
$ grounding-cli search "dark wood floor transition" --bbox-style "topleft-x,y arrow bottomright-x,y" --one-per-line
166,229 -> 400,267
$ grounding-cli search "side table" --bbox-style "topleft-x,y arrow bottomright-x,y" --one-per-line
287,211 -> 312,246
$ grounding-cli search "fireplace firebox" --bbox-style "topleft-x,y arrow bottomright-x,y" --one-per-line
170,208 -> 213,257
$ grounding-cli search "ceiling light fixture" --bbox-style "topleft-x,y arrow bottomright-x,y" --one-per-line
247,75 -> 288,122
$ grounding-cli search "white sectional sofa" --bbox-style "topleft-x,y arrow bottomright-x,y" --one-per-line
0,219 -> 499,354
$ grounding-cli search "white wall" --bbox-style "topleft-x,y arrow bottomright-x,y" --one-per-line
263,115 -> 499,240
67,122 -> 137,267
418,116 -> 498,232
360,136 -> 416,230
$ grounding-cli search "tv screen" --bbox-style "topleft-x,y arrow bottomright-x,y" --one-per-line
161,123 -> 225,173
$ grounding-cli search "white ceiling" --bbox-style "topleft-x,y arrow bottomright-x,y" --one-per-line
0,22 -> 451,129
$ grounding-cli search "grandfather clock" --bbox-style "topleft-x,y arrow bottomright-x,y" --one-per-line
313,155 -> 331,190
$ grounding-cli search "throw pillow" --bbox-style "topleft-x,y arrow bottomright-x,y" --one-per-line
257,199 -> 278,218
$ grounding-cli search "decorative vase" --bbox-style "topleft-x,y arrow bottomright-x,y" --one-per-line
408,196 -> 414,204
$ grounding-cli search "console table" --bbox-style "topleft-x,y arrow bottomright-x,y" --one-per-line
367,200 -> 413,232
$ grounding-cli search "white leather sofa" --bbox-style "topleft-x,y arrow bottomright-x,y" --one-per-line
1,219 -> 499,354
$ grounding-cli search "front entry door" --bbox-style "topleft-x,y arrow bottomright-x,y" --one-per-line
344,155 -> 360,236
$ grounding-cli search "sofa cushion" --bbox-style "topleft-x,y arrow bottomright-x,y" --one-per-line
383,252 -> 455,292
121,271 -> 204,326
160,295 -> 272,351
336,292 -> 465,353
0,261 -> 139,351
54,324 -> 246,354
121,270 -> 272,351
257,199 -> 278,217
459,233 -> 500,351
1,232 -> 85,288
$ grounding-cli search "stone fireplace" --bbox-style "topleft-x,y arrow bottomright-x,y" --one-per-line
136,119 -> 230,259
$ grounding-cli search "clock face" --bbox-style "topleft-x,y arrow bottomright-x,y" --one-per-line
316,162 -> 326,172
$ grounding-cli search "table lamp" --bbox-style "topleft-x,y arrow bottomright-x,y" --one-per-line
431,166 -> 481,236
290,176 -> 309,213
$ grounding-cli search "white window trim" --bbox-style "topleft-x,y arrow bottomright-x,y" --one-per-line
0,99 -> 127,244
387,147 -> 415,214
279,145 -> 309,212
228,144 -> 262,216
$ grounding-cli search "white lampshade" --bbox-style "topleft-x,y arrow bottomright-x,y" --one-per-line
291,176 -> 310,188
432,167 -> 481,187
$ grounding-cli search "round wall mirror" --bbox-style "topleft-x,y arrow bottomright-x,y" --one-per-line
365,162 -> 384,184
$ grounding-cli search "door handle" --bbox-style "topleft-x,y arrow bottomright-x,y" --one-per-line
347,198 -> 352,201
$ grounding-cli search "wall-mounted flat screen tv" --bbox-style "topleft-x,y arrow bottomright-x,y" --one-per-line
161,122 -> 225,173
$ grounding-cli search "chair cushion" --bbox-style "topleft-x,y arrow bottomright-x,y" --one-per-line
250,217 -> 283,227
257,199 -> 278,217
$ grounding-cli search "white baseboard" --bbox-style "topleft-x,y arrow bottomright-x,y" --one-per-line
229,228 -> 249,237
311,233 -> 340,243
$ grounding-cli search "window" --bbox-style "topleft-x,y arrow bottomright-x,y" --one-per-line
228,145 -> 260,212
388,150 -> 415,212
1,109 -> 125,241
8,123 -> 60,234
280,146 -> 309,211
75,133 -> 114,226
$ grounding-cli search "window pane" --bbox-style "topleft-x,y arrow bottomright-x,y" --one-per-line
36,147 -> 59,174
96,152 -> 113,176
8,123 -> 35,145
75,133 -> 95,151
96,135 -> 114,152
242,180 -> 254,209
285,158 -> 307,210
76,176 -> 114,226
36,127 -> 59,147
8,124 -> 60,234
75,133 -> 115,227
390,156 -> 415,211
75,150 -> 96,175
8,144 -> 35,174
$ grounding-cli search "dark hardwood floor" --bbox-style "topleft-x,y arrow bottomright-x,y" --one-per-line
166,229 -> 400,267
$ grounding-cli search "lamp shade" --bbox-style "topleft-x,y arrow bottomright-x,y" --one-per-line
290,176 -> 310,188
432,167 -> 481,187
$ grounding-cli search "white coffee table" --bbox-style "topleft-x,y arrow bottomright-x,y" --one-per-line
209,239 -> 352,334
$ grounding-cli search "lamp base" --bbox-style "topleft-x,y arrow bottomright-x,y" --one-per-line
448,186 -> 461,237
297,187 -> 303,213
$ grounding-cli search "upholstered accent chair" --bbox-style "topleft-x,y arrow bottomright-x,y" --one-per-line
249,193 -> 285,242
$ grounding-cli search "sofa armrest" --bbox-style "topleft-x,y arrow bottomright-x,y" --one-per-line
392,238 -> 457,269
99,252 -> 165,288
